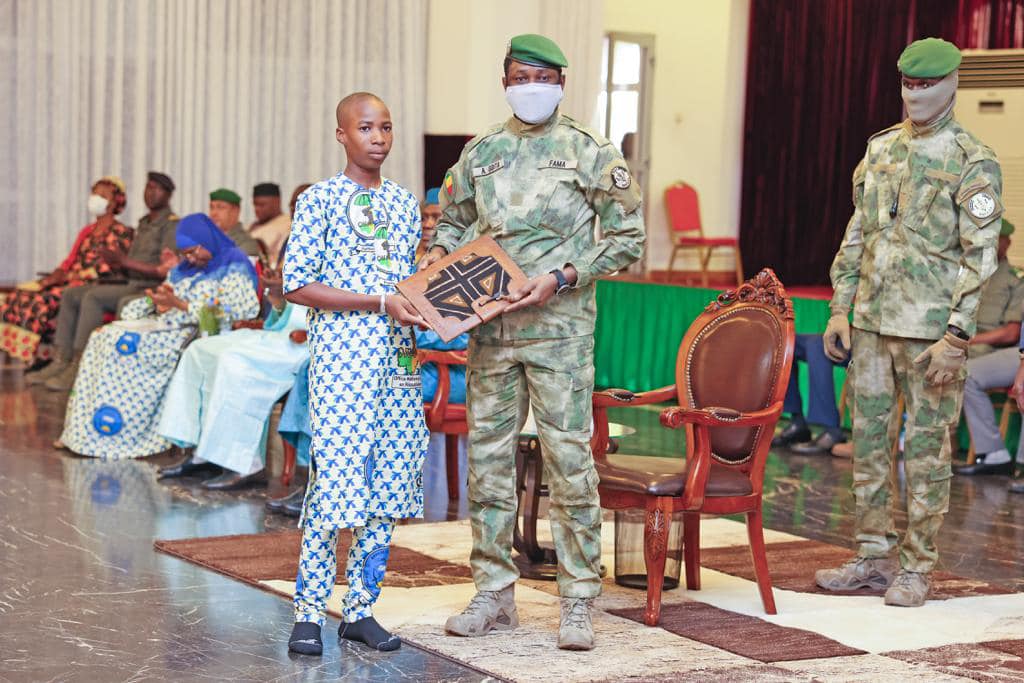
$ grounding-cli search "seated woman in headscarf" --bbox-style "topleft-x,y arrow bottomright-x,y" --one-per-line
1,176 -> 133,365
59,214 -> 260,459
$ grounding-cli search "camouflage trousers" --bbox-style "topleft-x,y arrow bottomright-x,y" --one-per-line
466,335 -> 602,598
850,329 -> 962,573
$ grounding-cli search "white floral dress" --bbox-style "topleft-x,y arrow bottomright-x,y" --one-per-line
61,268 -> 259,459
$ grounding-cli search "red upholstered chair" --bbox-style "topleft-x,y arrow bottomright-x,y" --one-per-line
418,349 -> 468,501
590,269 -> 795,625
664,181 -> 743,288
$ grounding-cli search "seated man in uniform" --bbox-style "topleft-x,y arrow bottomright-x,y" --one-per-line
954,218 -> 1024,476
208,188 -> 261,257
36,171 -> 180,391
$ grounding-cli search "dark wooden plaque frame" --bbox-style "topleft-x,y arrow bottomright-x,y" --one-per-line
397,236 -> 529,342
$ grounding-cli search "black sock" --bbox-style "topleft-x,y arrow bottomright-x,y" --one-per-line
339,616 -> 401,651
289,621 -> 323,656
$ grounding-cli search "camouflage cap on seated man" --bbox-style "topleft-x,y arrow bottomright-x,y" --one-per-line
898,37 -> 962,77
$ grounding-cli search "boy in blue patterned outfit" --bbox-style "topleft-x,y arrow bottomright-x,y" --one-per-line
282,92 -> 429,656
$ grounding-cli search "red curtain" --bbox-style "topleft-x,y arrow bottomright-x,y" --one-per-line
739,0 -> 1024,287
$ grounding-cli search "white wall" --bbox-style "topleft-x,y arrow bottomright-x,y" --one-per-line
426,0 -> 604,136
605,0 -> 749,272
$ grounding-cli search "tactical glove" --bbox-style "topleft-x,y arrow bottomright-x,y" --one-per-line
823,314 -> 852,363
912,332 -> 969,386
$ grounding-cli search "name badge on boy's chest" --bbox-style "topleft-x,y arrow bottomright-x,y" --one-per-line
391,347 -> 422,389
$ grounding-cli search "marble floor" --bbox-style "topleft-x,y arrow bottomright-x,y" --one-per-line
3,363 -> 1024,681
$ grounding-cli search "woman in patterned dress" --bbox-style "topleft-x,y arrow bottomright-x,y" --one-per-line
0,176 -> 133,363
59,214 -> 259,459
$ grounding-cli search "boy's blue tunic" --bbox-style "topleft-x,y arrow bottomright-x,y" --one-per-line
283,173 -> 429,531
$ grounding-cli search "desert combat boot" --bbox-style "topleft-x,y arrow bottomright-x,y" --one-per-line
445,584 -> 518,636
558,597 -> 595,651
815,556 -> 898,591
884,570 -> 931,607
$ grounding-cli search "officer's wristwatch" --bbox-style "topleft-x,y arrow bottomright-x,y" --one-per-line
947,325 -> 969,341
549,269 -> 571,295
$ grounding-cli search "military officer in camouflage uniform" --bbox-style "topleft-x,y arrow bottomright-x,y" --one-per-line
817,38 -> 1003,607
421,34 -> 645,649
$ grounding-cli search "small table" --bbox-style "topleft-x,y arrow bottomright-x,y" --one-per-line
513,412 -> 634,580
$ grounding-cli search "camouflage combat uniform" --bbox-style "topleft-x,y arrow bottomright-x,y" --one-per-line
433,111 -> 645,598
830,111 -> 1003,573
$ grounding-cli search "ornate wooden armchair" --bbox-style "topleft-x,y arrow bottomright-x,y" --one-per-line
591,269 -> 795,625
418,349 -> 468,501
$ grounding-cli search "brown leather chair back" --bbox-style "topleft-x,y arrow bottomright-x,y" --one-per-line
677,273 -> 793,464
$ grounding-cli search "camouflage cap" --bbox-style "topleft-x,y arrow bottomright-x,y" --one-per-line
898,38 -> 962,78
1001,218 -> 1015,237
209,188 -> 241,205
507,34 -> 568,69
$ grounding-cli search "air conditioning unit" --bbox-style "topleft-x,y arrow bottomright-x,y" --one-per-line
956,49 -> 1024,264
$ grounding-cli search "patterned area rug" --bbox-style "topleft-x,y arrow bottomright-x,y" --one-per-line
155,518 -> 1024,682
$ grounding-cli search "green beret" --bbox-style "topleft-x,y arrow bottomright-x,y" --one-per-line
507,34 -> 568,69
898,38 -> 962,78
1001,218 -> 1015,237
209,188 -> 241,206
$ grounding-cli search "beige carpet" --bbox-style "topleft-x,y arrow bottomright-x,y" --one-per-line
158,518 -> 1024,682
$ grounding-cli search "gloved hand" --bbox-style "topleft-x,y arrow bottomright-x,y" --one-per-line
823,314 -> 851,362
912,332 -> 969,386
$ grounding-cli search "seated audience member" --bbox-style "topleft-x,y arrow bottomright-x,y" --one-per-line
40,172 -> 180,391
419,187 -> 442,258
2,176 -> 133,366
58,214 -> 259,459
156,272 -> 309,489
208,188 -> 261,257
249,183 -> 291,268
955,220 -> 1024,476
772,334 -> 849,454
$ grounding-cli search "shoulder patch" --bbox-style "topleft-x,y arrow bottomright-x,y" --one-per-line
561,115 -> 612,147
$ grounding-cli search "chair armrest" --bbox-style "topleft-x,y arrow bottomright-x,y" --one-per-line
232,319 -> 264,331
593,384 -> 677,408
417,349 -> 467,366
289,330 -> 308,344
660,402 -> 783,430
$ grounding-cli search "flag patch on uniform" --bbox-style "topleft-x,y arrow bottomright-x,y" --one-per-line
444,171 -> 455,198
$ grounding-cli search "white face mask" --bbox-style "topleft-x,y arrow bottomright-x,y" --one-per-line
902,71 -> 958,124
87,193 -> 110,217
505,83 -> 563,124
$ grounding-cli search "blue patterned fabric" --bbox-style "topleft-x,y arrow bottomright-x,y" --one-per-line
170,213 -> 258,289
60,269 -> 260,459
293,516 -> 395,625
283,174 -> 428,531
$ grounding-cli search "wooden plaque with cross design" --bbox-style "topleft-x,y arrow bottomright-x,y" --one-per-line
396,236 -> 529,342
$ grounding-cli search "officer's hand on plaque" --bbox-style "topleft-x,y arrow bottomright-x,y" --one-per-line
912,333 -> 968,386
385,293 -> 429,329
418,246 -> 447,271
504,273 -> 559,313
823,314 -> 852,362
